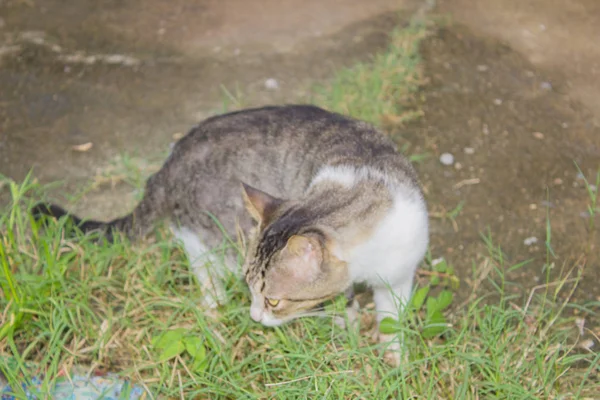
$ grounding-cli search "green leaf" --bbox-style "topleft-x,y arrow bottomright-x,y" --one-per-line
192,357 -> 209,373
430,275 -> 440,286
422,310 -> 448,339
158,340 -> 185,361
426,296 -> 439,318
152,328 -> 186,350
410,286 -> 430,311
433,259 -> 447,273
379,317 -> 401,334
183,336 -> 205,359
436,290 -> 454,311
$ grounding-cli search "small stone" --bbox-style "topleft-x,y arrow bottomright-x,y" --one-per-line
477,65 -> 489,72
233,48 -> 241,56
533,132 -> 544,139
439,153 -> 454,166
529,203 -> 538,210
540,81 -> 552,90
561,122 -> 568,128
482,124 -> 490,135
493,98 -> 503,105
590,185 -> 598,193
576,172 -> 585,180
553,178 -> 563,185
71,142 -> 93,152
264,78 -> 279,90
432,257 -> 445,266
454,162 -> 462,170
464,147 -> 475,155
524,236 -> 538,246
539,24 -> 547,31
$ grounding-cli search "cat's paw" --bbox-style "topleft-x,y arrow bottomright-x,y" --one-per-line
377,332 -> 403,368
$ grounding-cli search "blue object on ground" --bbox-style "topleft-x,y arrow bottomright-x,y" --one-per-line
1,373 -> 146,399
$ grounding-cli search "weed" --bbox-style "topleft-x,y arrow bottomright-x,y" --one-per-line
574,162 -> 600,232
313,19 -> 430,127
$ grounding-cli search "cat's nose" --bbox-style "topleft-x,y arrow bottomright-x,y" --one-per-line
250,306 -> 263,322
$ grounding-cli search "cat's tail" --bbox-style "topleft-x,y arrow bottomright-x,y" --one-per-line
31,177 -> 168,242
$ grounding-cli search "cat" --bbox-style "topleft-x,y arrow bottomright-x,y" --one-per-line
32,105 -> 429,364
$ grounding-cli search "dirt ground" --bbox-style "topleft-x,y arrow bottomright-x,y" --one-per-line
405,26 -> 599,304
0,0 -> 419,216
0,0 -> 599,306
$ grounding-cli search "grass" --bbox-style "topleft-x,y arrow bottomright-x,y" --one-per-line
1,175 -> 598,398
313,18 -> 428,127
1,14 -> 600,399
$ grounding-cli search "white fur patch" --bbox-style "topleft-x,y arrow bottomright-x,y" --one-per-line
309,165 -> 394,190
346,187 -> 428,287
171,226 -> 226,308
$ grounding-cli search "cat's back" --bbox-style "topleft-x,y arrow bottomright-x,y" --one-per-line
164,105 -> 419,197
172,105 -> 401,166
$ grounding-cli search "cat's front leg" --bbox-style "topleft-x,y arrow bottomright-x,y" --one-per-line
171,226 -> 227,308
372,279 -> 413,367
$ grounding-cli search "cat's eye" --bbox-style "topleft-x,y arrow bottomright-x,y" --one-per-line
265,298 -> 280,307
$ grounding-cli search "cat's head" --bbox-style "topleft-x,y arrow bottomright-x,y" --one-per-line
241,183 -> 350,326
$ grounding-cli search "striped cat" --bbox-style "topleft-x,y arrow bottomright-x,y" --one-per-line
33,105 -> 429,365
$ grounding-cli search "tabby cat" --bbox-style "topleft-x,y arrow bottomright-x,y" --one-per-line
33,105 -> 429,364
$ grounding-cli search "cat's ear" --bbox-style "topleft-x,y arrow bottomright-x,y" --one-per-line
282,235 -> 322,283
241,182 -> 283,224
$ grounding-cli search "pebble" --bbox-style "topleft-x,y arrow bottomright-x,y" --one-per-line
477,64 -> 489,72
264,78 -> 279,90
439,153 -> 455,166
493,98 -> 503,105
454,162 -> 463,170
432,257 -> 445,266
524,236 -> 538,246
553,178 -> 563,185
482,124 -> 490,135
532,132 -> 544,139
464,147 -> 475,155
590,185 -> 598,193
540,81 -> 552,90
576,172 -> 585,180
529,203 -> 538,210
